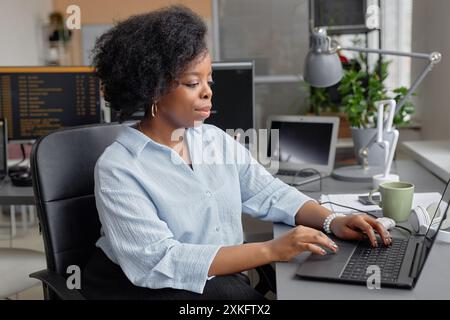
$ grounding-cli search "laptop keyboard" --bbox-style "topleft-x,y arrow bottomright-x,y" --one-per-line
340,238 -> 409,284
277,169 -> 316,178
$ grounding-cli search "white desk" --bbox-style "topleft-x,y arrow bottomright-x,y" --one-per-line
401,140 -> 450,181
274,160 -> 449,299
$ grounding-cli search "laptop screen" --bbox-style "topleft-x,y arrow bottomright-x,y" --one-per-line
415,179 -> 450,281
269,121 -> 333,166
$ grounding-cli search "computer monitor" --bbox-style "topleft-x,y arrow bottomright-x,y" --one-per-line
110,62 -> 255,131
205,62 -> 254,131
0,119 -> 7,179
0,67 -> 101,142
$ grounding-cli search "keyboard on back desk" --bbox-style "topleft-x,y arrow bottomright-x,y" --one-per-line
277,170 -> 316,178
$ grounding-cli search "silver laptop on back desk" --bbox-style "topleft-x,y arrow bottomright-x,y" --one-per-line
266,116 -> 339,186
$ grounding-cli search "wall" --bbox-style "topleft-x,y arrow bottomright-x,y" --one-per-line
52,0 -> 211,23
411,0 -> 450,140
0,0 -> 53,65
52,0 -> 212,65
216,0 -> 310,130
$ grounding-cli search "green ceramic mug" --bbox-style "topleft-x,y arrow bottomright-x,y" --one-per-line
368,181 -> 415,222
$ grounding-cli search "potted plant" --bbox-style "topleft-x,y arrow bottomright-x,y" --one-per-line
337,55 -> 415,164
308,52 -> 415,164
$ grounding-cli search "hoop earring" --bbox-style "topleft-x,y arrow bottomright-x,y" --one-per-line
151,103 -> 158,117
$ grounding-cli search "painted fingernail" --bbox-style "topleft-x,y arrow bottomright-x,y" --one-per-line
321,249 -> 326,255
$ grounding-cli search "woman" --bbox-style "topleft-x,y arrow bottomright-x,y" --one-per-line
82,5 -> 391,300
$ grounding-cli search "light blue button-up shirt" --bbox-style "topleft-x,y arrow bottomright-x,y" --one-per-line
94,124 -> 314,293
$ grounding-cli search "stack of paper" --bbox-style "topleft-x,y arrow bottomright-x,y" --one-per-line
320,192 -> 442,216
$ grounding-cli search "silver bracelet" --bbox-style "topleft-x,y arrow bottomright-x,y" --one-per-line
323,213 -> 345,234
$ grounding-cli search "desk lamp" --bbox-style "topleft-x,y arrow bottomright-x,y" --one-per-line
304,28 -> 442,182
372,99 -> 400,188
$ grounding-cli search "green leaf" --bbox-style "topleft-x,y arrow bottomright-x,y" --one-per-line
307,52 -> 416,127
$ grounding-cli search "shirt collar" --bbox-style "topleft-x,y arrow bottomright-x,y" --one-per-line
116,125 -> 153,157
116,124 -> 206,157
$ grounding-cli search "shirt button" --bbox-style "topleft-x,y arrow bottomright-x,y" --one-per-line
215,226 -> 220,232
206,191 -> 212,197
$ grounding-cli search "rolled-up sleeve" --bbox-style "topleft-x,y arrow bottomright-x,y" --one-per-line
229,135 -> 315,226
95,182 -> 221,294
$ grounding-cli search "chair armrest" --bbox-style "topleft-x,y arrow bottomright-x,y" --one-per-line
243,240 -> 277,295
254,264 -> 276,294
30,269 -> 86,300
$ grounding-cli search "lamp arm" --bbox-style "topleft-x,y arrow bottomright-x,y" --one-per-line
360,58 -> 439,154
341,47 -> 441,112
340,46 -> 437,60
383,129 -> 399,177
395,60 -> 436,111
340,47 -> 442,155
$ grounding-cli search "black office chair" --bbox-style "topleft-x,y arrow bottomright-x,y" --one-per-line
30,123 -> 275,300
30,123 -> 122,299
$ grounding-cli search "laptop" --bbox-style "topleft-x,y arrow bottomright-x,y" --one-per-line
0,119 -> 7,181
296,179 -> 450,289
266,116 -> 339,186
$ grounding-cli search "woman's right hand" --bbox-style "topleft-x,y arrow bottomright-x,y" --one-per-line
265,225 -> 339,262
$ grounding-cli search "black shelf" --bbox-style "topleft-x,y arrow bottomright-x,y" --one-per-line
309,0 -> 372,35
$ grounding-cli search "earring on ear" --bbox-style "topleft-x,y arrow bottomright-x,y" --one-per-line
151,102 -> 158,117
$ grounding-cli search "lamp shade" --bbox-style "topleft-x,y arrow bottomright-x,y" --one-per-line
304,51 -> 344,88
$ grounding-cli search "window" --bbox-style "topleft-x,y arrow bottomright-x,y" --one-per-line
381,0 -> 412,91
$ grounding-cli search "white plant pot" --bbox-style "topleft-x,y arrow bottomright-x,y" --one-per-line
351,127 -> 395,166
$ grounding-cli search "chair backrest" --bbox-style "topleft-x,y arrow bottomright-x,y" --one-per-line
31,123 -> 123,281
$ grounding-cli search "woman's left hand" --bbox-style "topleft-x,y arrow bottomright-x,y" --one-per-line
330,214 -> 392,247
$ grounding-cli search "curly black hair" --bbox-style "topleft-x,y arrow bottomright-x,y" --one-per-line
92,5 -> 208,122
